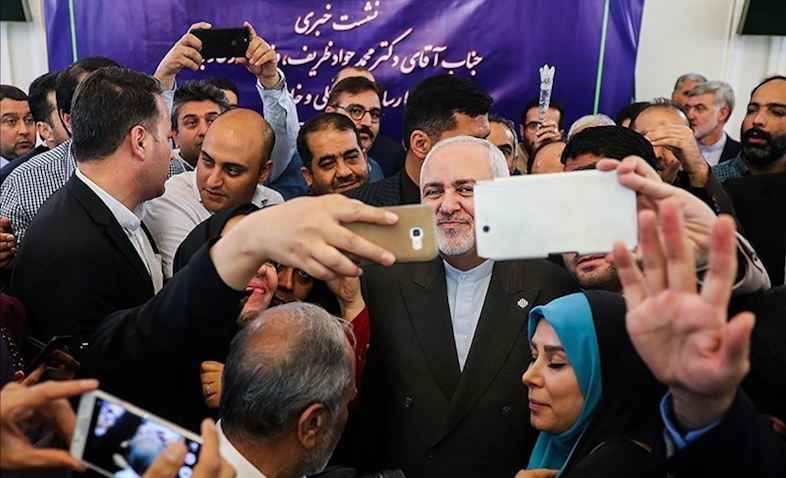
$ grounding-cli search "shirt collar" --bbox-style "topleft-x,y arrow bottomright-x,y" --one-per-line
216,421 -> 269,478
443,257 -> 494,283
699,134 -> 726,153
190,170 -> 271,209
75,168 -> 142,231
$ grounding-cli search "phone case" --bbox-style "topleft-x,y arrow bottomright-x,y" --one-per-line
344,204 -> 439,263
190,27 -> 249,59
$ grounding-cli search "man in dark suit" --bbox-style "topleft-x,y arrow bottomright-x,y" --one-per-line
9,67 -> 170,356
685,80 -> 740,166
354,136 -> 577,478
346,74 -> 493,207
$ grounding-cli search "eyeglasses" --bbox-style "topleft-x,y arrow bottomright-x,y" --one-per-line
524,121 -> 541,131
336,104 -> 384,123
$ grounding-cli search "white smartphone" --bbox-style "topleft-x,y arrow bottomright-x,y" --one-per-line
71,390 -> 202,478
474,169 -> 638,260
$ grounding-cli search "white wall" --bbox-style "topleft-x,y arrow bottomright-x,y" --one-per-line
636,0 -> 785,139
2,0 -> 784,139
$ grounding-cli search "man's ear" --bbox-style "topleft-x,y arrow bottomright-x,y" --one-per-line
60,110 -> 72,137
300,166 -> 314,187
409,130 -> 431,161
36,122 -> 53,145
297,403 -> 327,450
519,124 -> 525,139
172,129 -> 182,149
259,160 -> 273,184
325,105 -> 336,113
718,105 -> 731,123
130,125 -> 147,160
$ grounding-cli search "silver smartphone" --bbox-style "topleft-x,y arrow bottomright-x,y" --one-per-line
71,390 -> 202,478
474,169 -> 638,260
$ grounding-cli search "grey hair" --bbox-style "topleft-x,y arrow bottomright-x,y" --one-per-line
219,302 -> 354,444
420,135 -> 509,191
567,114 -> 616,139
673,73 -> 707,93
489,115 -> 519,144
687,80 -> 735,115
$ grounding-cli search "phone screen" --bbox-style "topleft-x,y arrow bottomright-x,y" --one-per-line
81,397 -> 201,478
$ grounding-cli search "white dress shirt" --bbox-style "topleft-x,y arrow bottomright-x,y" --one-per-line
217,421 -> 268,478
75,169 -> 163,294
142,171 -> 284,278
0,156 -> 8,168
444,258 -> 495,370
698,134 -> 727,167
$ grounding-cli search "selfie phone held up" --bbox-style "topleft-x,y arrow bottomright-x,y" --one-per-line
24,334 -> 71,376
344,204 -> 439,265
71,390 -> 202,477
190,27 -> 250,59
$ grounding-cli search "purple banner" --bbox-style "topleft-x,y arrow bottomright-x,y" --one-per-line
43,0 -> 644,141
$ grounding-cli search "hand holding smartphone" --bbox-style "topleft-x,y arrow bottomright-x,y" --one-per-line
189,27 -> 250,59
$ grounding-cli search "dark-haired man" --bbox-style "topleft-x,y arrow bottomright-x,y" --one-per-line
516,97 -> 564,174
346,74 -> 492,206
488,115 -> 518,175
297,113 -> 370,195
9,67 -> 170,355
0,85 -> 34,167
170,79 -> 230,168
712,76 -> 786,183
0,73 -> 67,183
206,77 -> 240,108
670,72 -> 706,108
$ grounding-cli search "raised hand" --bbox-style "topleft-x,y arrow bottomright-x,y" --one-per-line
237,21 -> 280,89
154,22 -> 211,90
613,200 -> 754,430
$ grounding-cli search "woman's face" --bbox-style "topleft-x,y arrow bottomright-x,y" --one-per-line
522,320 -> 584,434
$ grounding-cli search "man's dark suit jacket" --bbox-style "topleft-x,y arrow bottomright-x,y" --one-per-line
724,172 -> 786,285
719,134 -> 741,164
368,135 -> 406,178
0,144 -> 48,186
77,244 -> 243,432
355,258 -> 578,478
8,175 -> 155,354
345,170 -> 405,206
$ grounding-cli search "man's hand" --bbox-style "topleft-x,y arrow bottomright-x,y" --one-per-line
211,195 -> 397,291
237,21 -> 280,89
532,120 -> 562,152
154,22 -> 211,90
142,419 -> 235,478
200,361 -> 224,409
613,201 -> 754,431
514,469 -> 559,478
646,124 -> 709,187
0,379 -> 98,471
598,156 -> 717,267
1,216 -> 17,269
326,275 -> 364,321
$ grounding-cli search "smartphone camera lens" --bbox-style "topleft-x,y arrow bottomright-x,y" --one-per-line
412,228 -> 421,237
231,40 -> 237,46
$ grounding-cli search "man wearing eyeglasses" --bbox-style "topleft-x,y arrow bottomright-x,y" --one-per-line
516,97 -> 565,174
325,77 -> 386,183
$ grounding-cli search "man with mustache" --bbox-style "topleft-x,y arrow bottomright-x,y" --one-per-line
297,113 -> 371,196
325,76 -> 385,183
712,75 -> 786,183
355,136 -> 577,477
684,80 -> 740,166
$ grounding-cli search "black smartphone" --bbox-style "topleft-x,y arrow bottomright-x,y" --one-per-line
24,334 -> 71,375
190,27 -> 250,59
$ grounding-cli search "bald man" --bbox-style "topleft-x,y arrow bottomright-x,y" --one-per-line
144,108 -> 284,277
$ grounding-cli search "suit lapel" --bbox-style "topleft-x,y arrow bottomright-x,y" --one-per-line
433,260 -> 540,443
400,258 -> 462,401
66,176 -> 153,290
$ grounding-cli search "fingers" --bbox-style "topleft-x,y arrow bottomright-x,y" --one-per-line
5,448 -> 86,472
142,442 -> 187,478
721,311 -> 755,383
638,210 -> 667,295
700,215 -> 738,308
595,158 -> 621,172
660,200 -> 697,294
21,379 -> 99,407
613,240 -> 647,307
200,361 -> 224,373
192,419 -> 235,478
244,21 -> 258,38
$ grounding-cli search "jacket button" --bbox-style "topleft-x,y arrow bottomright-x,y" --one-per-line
404,397 -> 414,408
501,406 -> 511,416
427,449 -> 435,459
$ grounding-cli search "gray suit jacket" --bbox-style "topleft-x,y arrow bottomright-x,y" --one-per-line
355,258 -> 578,478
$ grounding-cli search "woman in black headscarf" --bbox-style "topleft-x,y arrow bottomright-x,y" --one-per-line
521,290 -> 666,478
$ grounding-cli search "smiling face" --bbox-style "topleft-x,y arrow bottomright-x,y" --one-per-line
522,320 -> 584,434
420,142 -> 493,259
239,262 -> 278,324
301,126 -> 370,195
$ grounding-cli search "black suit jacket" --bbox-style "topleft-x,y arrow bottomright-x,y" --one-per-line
355,258 -> 578,478
77,244 -> 244,432
9,175 -> 155,353
724,172 -> 786,285
345,170 -> 404,206
368,134 -> 406,177
719,134 -> 741,164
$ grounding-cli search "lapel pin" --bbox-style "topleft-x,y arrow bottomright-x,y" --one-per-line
517,298 -> 529,309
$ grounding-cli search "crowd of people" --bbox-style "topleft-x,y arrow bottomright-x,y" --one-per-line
1,20 -> 785,478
